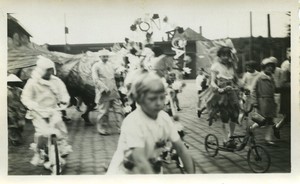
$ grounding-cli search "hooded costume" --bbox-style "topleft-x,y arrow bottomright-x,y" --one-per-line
21,56 -> 72,158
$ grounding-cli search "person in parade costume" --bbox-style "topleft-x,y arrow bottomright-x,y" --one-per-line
106,72 -> 194,174
248,58 -> 281,145
92,49 -> 124,135
198,46 -> 240,148
21,56 -> 72,166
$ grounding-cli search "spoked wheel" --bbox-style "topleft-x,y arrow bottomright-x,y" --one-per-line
51,134 -> 61,175
247,145 -> 271,173
205,134 -> 219,157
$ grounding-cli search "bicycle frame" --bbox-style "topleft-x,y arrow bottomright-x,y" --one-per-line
218,132 -> 256,152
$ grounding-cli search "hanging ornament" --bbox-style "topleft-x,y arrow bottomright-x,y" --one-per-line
163,16 -> 168,23
130,24 -> 137,31
139,21 -> 151,32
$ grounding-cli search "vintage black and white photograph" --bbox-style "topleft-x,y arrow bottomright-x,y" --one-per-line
6,1 -> 293,177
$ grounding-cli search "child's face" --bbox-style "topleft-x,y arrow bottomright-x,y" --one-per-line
140,90 -> 166,115
42,68 -> 54,80
246,66 -> 255,73
220,54 -> 230,64
264,64 -> 275,75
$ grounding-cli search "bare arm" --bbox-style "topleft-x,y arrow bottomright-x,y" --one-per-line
173,140 -> 195,174
210,71 -> 219,89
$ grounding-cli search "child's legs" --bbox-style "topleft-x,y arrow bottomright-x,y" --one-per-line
220,109 -> 230,142
111,99 -> 125,128
50,111 -> 68,139
265,118 -> 274,142
96,101 -> 110,131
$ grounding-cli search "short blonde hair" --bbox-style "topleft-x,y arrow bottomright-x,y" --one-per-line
129,71 -> 165,104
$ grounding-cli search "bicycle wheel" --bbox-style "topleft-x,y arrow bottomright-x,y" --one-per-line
176,156 -> 185,174
205,134 -> 219,157
247,145 -> 271,173
51,134 -> 61,175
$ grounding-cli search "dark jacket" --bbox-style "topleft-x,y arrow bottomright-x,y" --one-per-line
251,72 -> 276,118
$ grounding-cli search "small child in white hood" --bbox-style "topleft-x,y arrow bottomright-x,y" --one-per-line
21,56 -> 72,168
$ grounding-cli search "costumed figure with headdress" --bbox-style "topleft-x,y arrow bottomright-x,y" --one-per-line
198,46 -> 240,148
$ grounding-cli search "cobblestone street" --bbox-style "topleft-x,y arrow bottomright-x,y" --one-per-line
8,80 -> 291,175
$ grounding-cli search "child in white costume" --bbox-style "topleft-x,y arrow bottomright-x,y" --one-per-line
21,56 -> 72,166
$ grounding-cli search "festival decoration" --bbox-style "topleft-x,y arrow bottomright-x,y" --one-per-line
182,67 -> 191,74
171,37 -> 187,59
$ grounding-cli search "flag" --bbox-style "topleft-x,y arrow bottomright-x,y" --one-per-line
65,27 -> 69,34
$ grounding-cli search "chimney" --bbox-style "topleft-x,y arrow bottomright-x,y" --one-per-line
199,26 -> 202,36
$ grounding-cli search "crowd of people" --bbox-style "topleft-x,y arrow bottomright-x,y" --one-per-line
7,39 -> 291,174
196,47 -> 291,148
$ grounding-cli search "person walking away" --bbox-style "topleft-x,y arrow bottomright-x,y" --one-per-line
248,58 -> 280,145
92,49 -> 124,135
106,72 -> 194,174
21,56 -> 72,166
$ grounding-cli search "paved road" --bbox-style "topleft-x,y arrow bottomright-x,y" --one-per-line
8,80 -> 291,175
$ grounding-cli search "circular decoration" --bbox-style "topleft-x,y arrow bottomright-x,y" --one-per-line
138,21 -> 150,32
172,37 -> 187,49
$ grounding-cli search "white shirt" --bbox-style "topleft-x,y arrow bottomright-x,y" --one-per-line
106,107 -> 180,174
241,70 -> 260,90
196,74 -> 205,91
210,61 -> 235,80
281,60 -> 290,72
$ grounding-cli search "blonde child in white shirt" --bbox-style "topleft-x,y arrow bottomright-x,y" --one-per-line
106,72 -> 194,174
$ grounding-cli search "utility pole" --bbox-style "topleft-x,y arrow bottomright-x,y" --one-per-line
267,14 -> 271,38
267,13 -> 273,56
64,13 -> 68,45
64,13 -> 70,52
249,11 -> 253,60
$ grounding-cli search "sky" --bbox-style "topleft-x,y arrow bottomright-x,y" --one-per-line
12,10 -> 290,45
